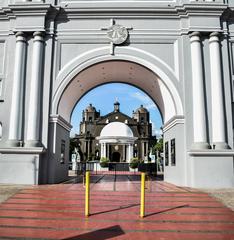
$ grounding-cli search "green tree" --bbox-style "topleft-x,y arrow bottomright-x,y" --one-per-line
69,138 -> 79,156
152,138 -> 163,156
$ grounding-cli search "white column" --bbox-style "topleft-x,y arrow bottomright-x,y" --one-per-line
126,144 -> 129,162
129,144 -> 133,162
101,143 -> 104,157
25,32 -> 44,147
209,32 -> 228,149
123,145 -> 126,161
128,144 -> 133,162
8,32 -> 27,146
106,144 -> 109,159
190,32 -> 209,149
103,143 -> 106,158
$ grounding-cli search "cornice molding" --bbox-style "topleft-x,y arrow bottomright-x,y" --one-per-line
188,150 -> 234,156
50,114 -> 73,132
163,115 -> 184,133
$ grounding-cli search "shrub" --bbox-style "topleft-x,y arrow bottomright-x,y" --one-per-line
100,157 -> 109,168
129,158 -> 140,169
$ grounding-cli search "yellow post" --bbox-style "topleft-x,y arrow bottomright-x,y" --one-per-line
140,172 -> 145,218
85,171 -> 90,217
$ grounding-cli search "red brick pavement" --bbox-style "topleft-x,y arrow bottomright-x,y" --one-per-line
0,173 -> 233,240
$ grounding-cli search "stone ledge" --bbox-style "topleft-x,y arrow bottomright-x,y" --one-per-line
188,150 -> 234,156
0,147 -> 45,154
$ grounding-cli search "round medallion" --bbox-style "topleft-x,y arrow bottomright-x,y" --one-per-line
107,24 -> 128,45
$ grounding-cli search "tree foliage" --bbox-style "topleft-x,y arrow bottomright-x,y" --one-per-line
152,138 -> 163,155
69,138 -> 79,155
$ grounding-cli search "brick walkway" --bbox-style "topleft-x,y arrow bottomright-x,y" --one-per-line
0,174 -> 233,239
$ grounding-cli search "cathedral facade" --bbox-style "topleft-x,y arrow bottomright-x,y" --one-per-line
75,102 -> 157,162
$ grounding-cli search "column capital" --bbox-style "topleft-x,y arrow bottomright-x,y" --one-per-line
209,32 -> 220,43
189,31 -> 200,38
15,32 -> 26,42
33,31 -> 44,42
189,32 -> 201,42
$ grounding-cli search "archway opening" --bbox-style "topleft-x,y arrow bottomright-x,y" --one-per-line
69,83 -> 163,175
49,59 -> 184,185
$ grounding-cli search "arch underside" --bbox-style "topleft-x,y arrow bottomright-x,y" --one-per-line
56,60 -> 182,124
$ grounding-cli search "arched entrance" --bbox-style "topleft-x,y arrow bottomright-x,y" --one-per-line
48,49 -> 185,185
112,152 -> 121,162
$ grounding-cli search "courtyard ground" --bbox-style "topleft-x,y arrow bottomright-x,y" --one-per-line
0,174 -> 233,239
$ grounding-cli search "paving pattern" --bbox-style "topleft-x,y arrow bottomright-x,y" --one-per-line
0,173 -> 233,239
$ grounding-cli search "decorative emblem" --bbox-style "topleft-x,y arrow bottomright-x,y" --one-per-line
107,24 -> 129,45
101,19 -> 132,55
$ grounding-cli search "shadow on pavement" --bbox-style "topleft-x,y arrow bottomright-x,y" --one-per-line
144,204 -> 189,218
91,203 -> 140,216
63,225 -> 125,240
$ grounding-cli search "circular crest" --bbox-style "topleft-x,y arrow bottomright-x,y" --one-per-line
107,24 -> 128,45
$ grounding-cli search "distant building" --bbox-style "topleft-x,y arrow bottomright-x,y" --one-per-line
74,102 -> 157,162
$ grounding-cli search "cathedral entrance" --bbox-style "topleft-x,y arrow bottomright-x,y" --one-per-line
112,152 -> 121,162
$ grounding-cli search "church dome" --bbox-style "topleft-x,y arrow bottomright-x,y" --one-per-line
136,105 -> 148,113
100,122 -> 133,137
85,104 -> 96,112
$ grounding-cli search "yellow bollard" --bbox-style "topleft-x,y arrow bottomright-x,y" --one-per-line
140,172 -> 145,218
85,171 -> 90,217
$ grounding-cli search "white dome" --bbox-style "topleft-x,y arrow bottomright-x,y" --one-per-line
100,122 -> 133,137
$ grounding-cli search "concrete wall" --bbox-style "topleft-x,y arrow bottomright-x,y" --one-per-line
0,152 -> 41,184
187,154 -> 234,188
0,0 -> 233,187
46,116 -> 71,184
163,117 -> 186,186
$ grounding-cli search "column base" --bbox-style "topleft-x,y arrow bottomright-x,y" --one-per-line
212,142 -> 230,150
187,153 -> 234,188
24,140 -> 42,148
191,142 -> 211,150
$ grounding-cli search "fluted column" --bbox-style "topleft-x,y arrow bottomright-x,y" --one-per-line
8,32 -> 27,146
25,32 -> 44,147
190,32 -> 209,149
209,32 -> 228,149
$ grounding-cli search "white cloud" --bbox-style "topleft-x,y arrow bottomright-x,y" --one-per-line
151,121 -> 162,137
130,92 -> 157,110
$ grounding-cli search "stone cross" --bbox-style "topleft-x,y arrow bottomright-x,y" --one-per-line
101,19 -> 132,55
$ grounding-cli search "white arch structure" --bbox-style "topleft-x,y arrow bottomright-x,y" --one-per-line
52,47 -> 183,124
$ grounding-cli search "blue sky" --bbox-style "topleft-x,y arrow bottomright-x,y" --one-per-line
70,83 -> 163,137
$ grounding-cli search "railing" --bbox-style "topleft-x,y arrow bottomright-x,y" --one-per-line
76,161 -> 157,176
